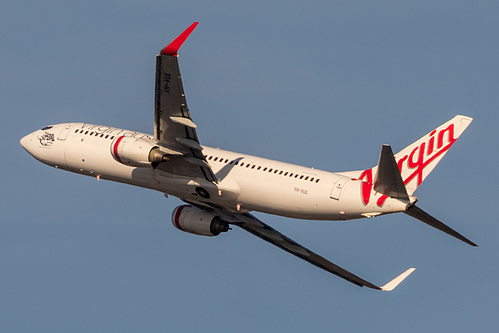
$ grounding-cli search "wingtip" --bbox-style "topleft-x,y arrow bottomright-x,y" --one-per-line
161,22 -> 199,56
380,268 -> 416,291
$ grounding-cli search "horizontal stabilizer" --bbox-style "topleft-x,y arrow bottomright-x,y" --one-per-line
405,205 -> 477,247
374,145 -> 409,201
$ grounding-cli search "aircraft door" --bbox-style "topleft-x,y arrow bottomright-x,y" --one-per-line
57,124 -> 73,140
330,176 -> 350,200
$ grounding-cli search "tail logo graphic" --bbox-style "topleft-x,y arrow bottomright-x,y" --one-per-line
359,123 -> 458,207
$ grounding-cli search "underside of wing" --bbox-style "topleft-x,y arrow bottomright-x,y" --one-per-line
154,23 -> 217,183
220,211 -> 414,291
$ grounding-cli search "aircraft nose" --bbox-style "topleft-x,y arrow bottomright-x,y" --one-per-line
20,132 -> 36,155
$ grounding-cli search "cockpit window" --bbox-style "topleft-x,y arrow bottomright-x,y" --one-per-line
41,126 -> 53,130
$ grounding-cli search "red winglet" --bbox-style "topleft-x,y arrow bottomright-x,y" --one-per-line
161,22 -> 199,56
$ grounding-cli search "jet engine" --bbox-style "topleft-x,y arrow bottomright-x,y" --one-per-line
111,136 -> 167,167
172,205 -> 229,236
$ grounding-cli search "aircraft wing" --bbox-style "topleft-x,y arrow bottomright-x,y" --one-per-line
219,211 -> 415,291
154,23 -> 217,183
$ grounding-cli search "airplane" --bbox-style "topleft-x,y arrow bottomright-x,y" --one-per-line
20,22 -> 476,291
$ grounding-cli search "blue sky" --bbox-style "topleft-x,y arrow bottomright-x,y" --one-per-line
2,1 -> 498,332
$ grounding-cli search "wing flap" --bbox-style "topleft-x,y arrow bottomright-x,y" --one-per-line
184,156 -> 212,167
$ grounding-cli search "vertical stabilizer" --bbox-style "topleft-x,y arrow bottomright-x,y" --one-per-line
339,115 -> 472,207
394,115 -> 472,195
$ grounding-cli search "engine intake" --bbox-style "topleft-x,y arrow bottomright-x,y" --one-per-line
172,205 -> 229,237
111,136 -> 167,167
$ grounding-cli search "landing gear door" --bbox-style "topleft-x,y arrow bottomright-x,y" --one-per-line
330,176 -> 350,200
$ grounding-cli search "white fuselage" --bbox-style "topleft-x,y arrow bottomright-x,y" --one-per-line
20,123 -> 408,221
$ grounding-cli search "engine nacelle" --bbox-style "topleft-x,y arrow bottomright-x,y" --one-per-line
111,136 -> 167,167
172,205 -> 229,237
